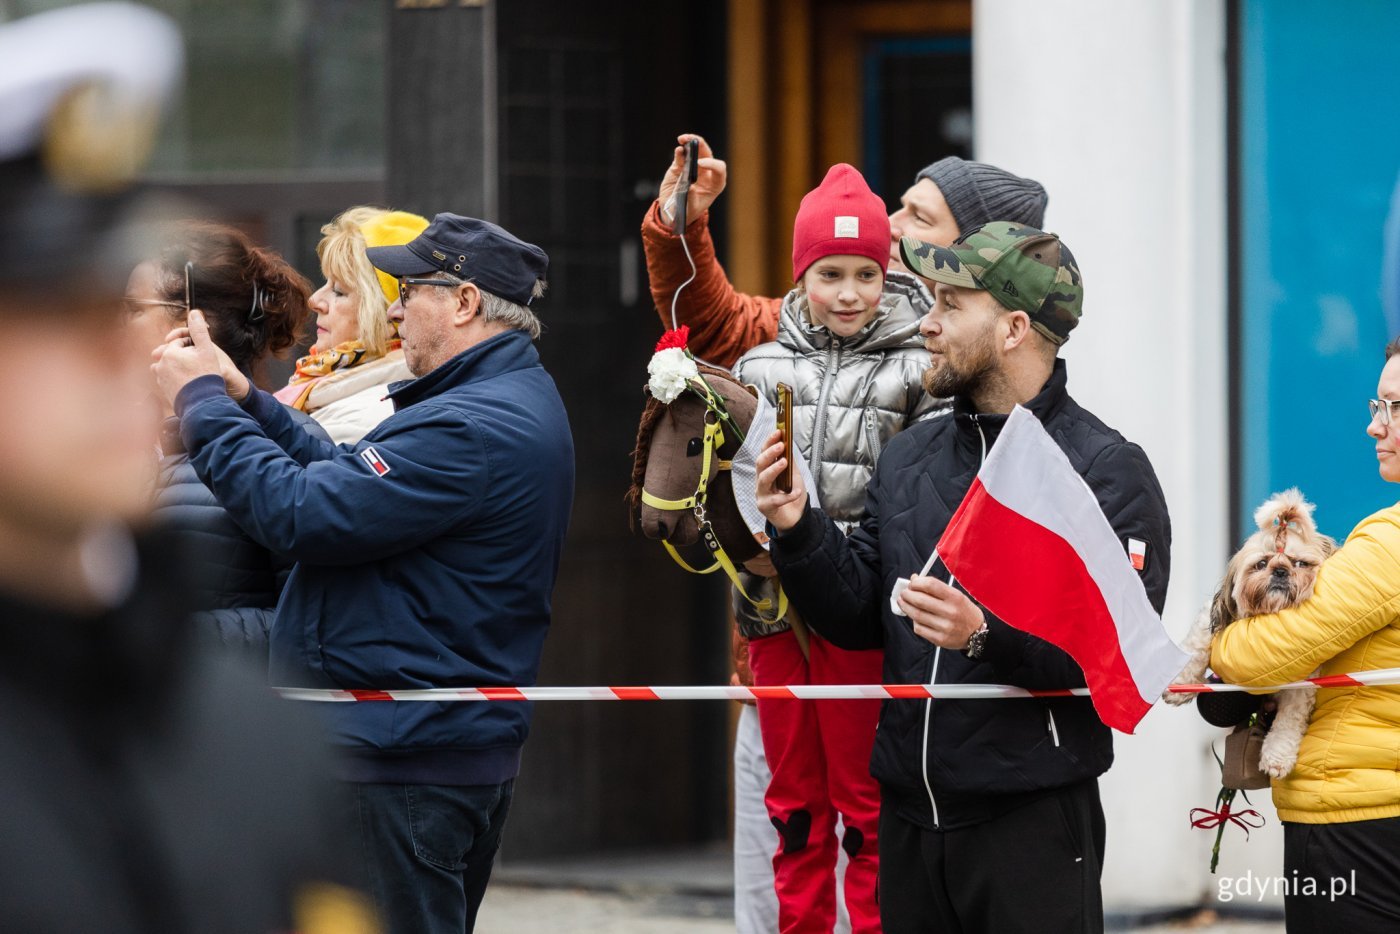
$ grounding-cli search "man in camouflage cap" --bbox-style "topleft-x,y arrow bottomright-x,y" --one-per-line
755,221 -> 1171,931
901,220 -> 1082,348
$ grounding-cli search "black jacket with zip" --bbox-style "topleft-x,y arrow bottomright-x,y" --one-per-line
770,360 -> 1172,830
152,409 -> 326,660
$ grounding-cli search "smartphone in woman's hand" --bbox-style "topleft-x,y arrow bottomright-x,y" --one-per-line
775,382 -> 795,493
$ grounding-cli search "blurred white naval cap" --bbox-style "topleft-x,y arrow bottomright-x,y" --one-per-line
0,3 -> 184,288
0,2 -> 182,189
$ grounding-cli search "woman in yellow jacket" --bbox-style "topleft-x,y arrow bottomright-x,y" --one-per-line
1212,337 -> 1400,933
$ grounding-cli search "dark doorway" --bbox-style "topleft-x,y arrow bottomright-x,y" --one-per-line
492,0 -> 732,858
863,36 -> 973,212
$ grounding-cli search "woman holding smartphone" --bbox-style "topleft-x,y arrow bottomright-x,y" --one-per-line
126,222 -> 318,656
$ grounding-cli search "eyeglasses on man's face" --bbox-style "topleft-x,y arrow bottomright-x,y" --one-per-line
398,277 -> 459,307
1368,398 -> 1400,427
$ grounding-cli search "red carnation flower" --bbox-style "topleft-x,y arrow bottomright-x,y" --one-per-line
655,326 -> 690,353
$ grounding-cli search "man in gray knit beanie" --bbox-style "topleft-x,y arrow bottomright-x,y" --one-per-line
645,133 -> 1051,365
887,157 -> 1048,274
919,157 -> 1048,231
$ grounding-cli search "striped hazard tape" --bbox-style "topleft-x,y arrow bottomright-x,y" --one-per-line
274,666 -> 1400,703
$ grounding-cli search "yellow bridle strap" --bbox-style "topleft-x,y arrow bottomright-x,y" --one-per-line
661,540 -> 720,574
639,416 -> 726,512
640,491 -> 703,512
709,537 -> 789,623
659,537 -> 788,623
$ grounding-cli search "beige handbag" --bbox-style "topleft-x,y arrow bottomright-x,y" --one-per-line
1221,722 -> 1271,790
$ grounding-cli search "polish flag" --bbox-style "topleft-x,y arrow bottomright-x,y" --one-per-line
937,405 -> 1186,733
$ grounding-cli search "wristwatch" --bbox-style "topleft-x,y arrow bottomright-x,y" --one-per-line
963,622 -> 989,659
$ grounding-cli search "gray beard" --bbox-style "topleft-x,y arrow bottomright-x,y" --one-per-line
404,331 -> 447,377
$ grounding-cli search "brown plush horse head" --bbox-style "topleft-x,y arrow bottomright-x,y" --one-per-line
627,365 -> 763,568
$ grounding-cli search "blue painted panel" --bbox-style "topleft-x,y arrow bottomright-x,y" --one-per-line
1239,0 -> 1400,538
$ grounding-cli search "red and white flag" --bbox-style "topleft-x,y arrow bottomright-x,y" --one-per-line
937,405 -> 1186,733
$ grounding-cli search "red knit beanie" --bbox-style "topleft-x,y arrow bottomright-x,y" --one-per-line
791,164 -> 890,281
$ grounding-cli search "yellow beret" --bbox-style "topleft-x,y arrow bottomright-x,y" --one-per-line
361,210 -> 429,305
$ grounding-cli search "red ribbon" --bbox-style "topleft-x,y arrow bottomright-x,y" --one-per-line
1190,801 -> 1265,839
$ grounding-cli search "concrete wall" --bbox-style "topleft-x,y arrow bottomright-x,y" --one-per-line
974,0 -> 1282,913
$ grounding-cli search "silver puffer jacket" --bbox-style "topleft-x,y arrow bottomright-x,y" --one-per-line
734,270 -> 947,527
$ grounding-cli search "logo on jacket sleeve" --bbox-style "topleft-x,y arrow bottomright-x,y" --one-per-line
360,447 -> 391,477
1127,538 -> 1148,571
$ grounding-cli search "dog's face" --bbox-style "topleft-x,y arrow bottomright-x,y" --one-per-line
1210,516 -> 1336,631
1228,529 -> 1332,617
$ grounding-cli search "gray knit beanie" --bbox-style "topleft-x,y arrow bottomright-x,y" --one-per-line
917,157 -> 1048,232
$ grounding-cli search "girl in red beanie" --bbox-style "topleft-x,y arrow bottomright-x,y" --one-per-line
733,164 -> 946,934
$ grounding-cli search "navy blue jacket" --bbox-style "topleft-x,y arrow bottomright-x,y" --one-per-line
176,330 -> 575,785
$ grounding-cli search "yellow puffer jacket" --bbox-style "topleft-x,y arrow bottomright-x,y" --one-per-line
1211,501 -> 1400,824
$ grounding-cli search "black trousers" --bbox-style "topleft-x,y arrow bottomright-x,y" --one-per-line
1284,817 -> 1400,933
352,780 -> 514,934
878,780 -> 1105,934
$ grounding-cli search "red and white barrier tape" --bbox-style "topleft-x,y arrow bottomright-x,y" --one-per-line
274,667 -> 1400,702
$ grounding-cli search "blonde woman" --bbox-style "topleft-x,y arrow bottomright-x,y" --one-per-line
276,207 -> 429,443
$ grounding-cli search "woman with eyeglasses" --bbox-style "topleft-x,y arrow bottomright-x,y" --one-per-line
273,207 -> 428,444
1212,337 -> 1400,931
126,221 -> 319,659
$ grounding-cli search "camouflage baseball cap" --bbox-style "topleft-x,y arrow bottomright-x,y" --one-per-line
899,221 -> 1084,345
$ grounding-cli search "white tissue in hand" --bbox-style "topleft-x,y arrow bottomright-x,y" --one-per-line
891,577 -> 911,617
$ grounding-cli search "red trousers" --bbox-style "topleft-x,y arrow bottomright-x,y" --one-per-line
749,629 -> 883,934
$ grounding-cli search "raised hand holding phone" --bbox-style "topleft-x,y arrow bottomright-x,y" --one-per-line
150,309 -> 249,405
670,139 -> 698,235
657,133 -> 728,228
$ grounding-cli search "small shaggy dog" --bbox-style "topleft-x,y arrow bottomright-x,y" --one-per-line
1165,489 -> 1336,778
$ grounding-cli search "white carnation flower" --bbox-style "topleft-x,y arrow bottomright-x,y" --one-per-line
647,347 -> 699,404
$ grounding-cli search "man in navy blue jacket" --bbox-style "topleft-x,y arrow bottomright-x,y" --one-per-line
153,215 -> 575,934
